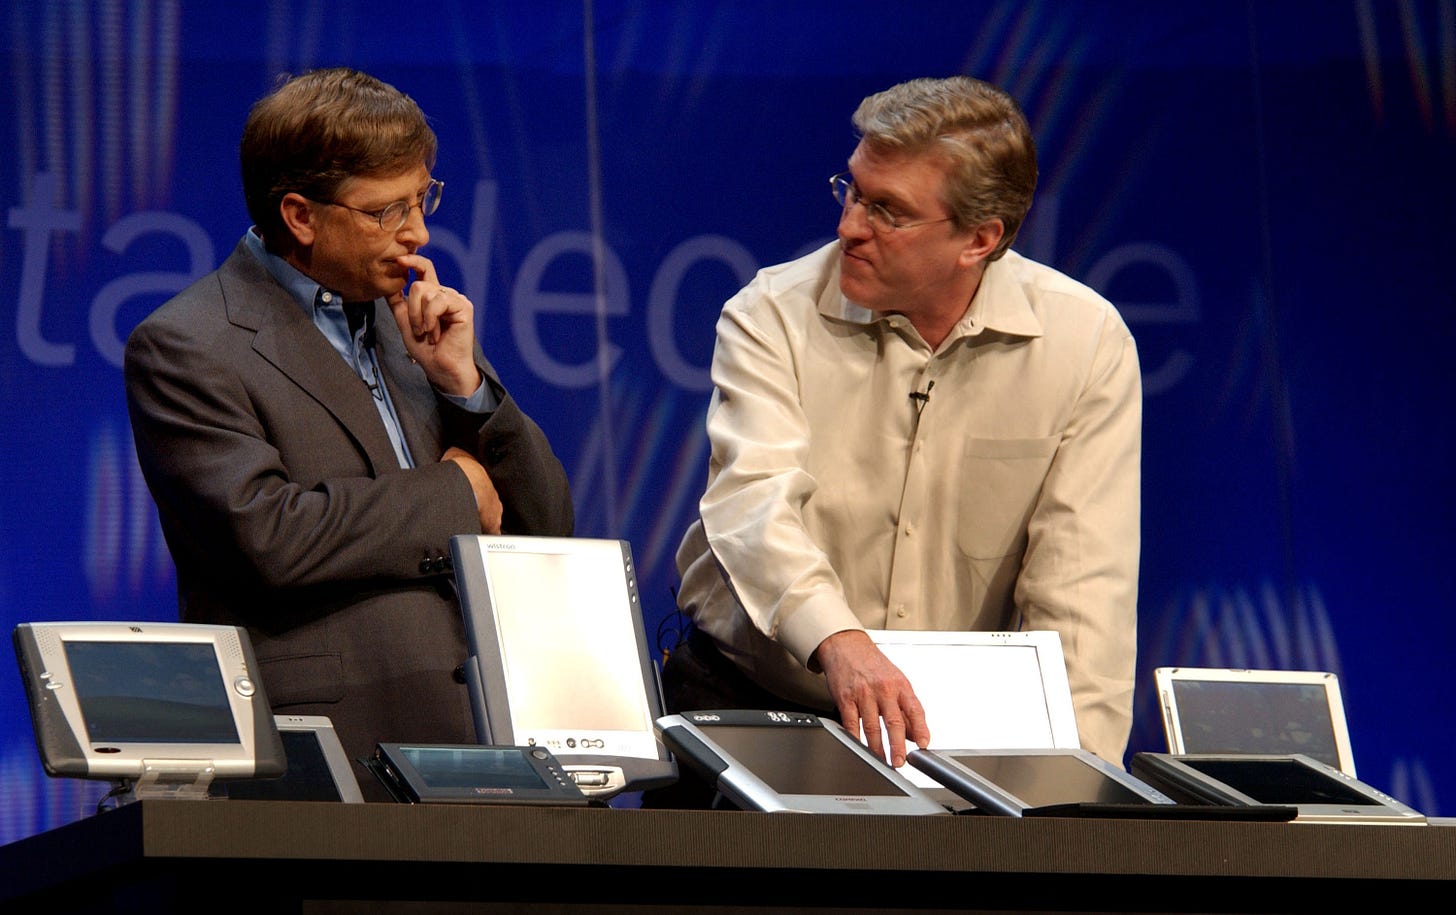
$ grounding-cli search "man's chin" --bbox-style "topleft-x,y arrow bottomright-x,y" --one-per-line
838,272 -> 876,307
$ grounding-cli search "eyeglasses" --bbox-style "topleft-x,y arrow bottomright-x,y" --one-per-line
829,172 -> 954,233
317,178 -> 444,232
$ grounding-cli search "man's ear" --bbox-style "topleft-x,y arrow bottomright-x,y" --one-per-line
957,218 -> 1004,267
278,193 -> 317,248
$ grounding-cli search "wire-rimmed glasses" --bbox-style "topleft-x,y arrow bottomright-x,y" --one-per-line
319,178 -> 444,232
829,172 -> 953,233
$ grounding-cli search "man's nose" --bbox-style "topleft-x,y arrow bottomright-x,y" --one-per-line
837,200 -> 873,241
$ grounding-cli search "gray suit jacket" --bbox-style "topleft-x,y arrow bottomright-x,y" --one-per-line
124,240 -> 573,793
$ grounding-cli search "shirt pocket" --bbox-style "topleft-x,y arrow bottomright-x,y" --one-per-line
956,435 -> 1060,559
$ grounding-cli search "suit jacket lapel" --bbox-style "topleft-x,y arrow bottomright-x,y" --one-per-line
215,243 -> 403,475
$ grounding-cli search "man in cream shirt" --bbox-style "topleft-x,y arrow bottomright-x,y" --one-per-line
663,76 -> 1140,802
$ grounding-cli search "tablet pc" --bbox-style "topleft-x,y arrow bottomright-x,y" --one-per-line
373,743 -> 591,806
908,748 -> 1177,817
220,715 -> 364,803
868,630 -> 1078,750
12,621 -> 285,784
867,630 -> 1078,805
1130,752 -> 1425,825
1154,667 -> 1356,776
655,710 -> 949,815
451,535 -> 676,799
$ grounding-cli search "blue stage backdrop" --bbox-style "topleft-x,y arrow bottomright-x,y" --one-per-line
1,1 -> 1452,839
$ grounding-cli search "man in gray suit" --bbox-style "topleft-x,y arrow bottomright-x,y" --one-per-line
124,68 -> 573,799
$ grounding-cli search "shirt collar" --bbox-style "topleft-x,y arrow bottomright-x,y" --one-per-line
243,228 -> 356,319
822,247 -> 1045,342
955,251 -> 1044,340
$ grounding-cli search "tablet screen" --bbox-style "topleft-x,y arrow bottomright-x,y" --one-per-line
65,640 -> 240,744
400,745 -> 551,791
1179,757 -> 1371,806
947,753 -> 1150,807
222,729 -> 342,801
1170,679 -> 1341,769
705,723 -> 909,797
483,548 -> 651,734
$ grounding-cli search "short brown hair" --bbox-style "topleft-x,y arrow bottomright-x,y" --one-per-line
240,67 -> 437,252
852,76 -> 1036,260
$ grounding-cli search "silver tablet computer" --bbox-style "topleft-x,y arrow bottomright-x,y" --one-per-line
868,630 -> 1079,750
1131,752 -> 1425,825
656,710 -> 950,815
220,715 -> 364,803
12,621 -> 285,784
867,630 -> 1078,804
908,747 -> 1175,817
451,535 -> 676,799
1154,666 -> 1356,776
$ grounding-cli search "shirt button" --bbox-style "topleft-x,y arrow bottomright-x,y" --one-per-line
895,605 -> 908,618
904,523 -> 915,537
321,291 -> 334,303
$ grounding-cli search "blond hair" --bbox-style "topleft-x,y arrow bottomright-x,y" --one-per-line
853,76 -> 1036,260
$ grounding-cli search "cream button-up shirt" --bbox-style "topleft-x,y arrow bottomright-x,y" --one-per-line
675,241 -> 1142,763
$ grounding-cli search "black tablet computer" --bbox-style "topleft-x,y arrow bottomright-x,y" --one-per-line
909,748 -> 1299,821
1131,752 -> 1425,825
373,743 -> 591,806
908,748 -> 1176,816
655,710 -> 949,814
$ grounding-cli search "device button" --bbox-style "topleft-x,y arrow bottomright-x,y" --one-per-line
530,748 -> 550,760
234,676 -> 257,697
